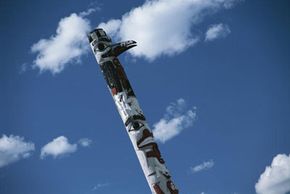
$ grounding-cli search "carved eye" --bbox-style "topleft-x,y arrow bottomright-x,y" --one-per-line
128,121 -> 144,132
97,43 -> 106,51
133,122 -> 140,129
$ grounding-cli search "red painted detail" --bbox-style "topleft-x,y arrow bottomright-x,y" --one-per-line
145,143 -> 165,164
153,184 -> 165,194
137,129 -> 153,148
167,181 -> 179,194
111,88 -> 117,95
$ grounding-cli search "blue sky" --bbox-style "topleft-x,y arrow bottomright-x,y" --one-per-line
1,0 -> 290,194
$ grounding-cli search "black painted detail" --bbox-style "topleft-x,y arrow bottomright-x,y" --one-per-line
113,58 -> 135,97
133,122 -> 140,129
88,35 -> 93,43
125,114 -> 146,126
98,43 -> 105,51
100,58 -> 135,96
148,172 -> 157,176
101,61 -> 123,93
111,40 -> 137,57
88,28 -> 111,43
128,121 -> 144,132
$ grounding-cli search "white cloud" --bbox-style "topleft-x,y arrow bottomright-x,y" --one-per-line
205,23 -> 231,41
255,154 -> 290,194
31,12 -> 91,74
40,136 -> 92,159
30,1 -> 241,74
78,138 -> 92,147
0,135 -> 35,168
152,98 -> 197,143
191,160 -> 214,173
40,136 -> 77,159
98,0 -> 240,61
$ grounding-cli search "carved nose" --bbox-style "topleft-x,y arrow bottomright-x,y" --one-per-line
97,43 -> 106,51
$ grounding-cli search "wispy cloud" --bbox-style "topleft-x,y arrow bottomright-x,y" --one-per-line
191,160 -> 214,173
152,98 -> 197,143
0,134 -> 35,168
92,183 -> 110,191
205,23 -> 231,41
79,7 -> 99,17
31,10 -> 93,74
98,0 -> 241,61
255,153 -> 290,194
19,63 -> 28,74
78,138 -> 93,147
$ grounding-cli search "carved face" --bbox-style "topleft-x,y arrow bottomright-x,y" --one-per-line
88,28 -> 112,62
